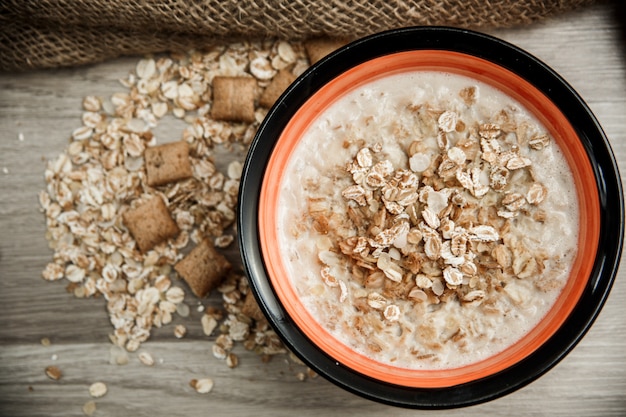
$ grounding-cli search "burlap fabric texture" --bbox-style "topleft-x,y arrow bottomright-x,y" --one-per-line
0,0 -> 598,72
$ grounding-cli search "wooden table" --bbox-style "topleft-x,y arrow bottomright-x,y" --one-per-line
1,3 -> 625,416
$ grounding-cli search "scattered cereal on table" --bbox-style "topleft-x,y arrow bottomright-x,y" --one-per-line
39,40 -> 311,365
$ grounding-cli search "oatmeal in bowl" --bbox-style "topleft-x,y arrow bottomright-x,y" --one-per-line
238,27 -> 623,408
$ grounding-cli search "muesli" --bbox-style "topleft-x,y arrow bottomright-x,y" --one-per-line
40,39 -> 318,366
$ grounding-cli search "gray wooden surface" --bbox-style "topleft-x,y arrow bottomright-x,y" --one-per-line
1,3 -> 625,416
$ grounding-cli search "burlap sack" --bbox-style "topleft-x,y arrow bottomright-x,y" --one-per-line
0,0 -> 598,72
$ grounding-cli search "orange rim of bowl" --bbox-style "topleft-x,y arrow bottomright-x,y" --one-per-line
258,50 -> 600,388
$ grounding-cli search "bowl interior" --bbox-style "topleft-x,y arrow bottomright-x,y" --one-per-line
258,50 -> 601,388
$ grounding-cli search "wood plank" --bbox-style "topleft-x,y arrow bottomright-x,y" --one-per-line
0,3 -> 625,416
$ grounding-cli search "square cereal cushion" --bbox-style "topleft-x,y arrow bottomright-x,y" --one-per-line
241,291 -> 266,322
174,239 -> 231,298
122,197 -> 180,253
259,69 -> 296,109
304,37 -> 349,64
210,76 -> 257,123
145,141 -> 193,187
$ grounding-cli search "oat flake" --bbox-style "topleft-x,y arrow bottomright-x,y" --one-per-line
89,382 -> 107,398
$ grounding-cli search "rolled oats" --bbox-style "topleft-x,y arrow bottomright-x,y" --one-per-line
82,96 -> 102,112
226,352 -> 239,368
409,152 -> 431,172
212,344 -> 228,360
438,110 -> 459,133
82,401 -> 97,416
367,292 -> 387,310
529,133 -> 551,150
193,378 -> 214,394
138,351 -> 155,366
201,314 -> 218,336
172,324 -> 187,339
527,183 -> 547,205
176,302 -> 190,317
443,266 -> 463,286
88,382 -> 108,398
383,304 -> 401,322
250,56 -> 277,81
45,365 -> 62,381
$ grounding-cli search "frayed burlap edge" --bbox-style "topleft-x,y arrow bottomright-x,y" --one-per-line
0,0 -> 600,72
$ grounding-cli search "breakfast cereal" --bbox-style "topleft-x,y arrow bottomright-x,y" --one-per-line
276,71 -> 579,369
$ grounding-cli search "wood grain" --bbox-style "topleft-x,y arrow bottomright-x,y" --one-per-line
1,3 -> 625,416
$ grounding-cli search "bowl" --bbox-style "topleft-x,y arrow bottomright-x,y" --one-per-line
238,27 -> 624,408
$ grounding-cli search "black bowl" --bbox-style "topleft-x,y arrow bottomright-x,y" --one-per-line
237,26 -> 624,409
